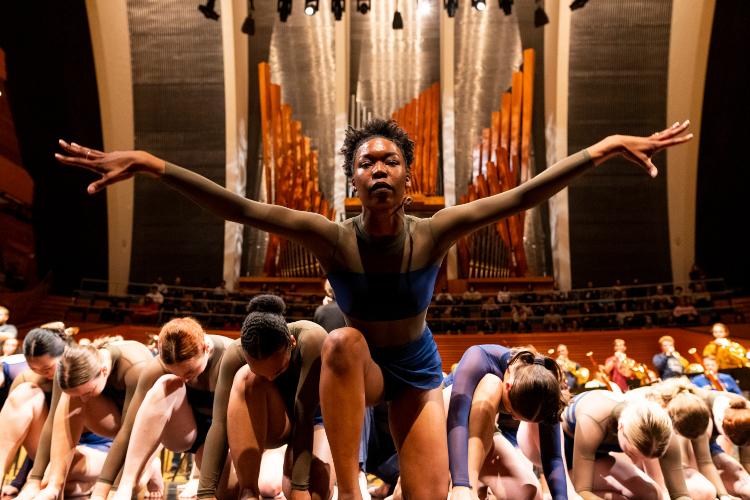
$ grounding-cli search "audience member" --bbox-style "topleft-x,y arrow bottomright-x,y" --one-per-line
604,338 -> 635,392
0,306 -> 17,343
1,337 -> 19,358
672,296 -> 698,325
652,335 -> 688,380
313,280 -> 347,333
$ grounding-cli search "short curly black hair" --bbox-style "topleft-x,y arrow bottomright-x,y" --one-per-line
340,118 -> 415,178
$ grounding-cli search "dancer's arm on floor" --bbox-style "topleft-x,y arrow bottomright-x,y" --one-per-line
569,413 -> 607,500
26,380 -> 62,483
288,322 -> 326,494
739,445 -> 750,475
692,425 -> 731,497
36,391 -> 85,497
658,434 -> 691,500
197,342 -> 246,499
447,345 -> 508,489
91,360 -> 164,498
538,422 -> 568,500
429,122 -> 692,251
55,142 -> 339,260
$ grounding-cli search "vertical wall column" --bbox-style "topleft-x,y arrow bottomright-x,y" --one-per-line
333,4 -> 350,220
440,5 -> 457,279
220,0 -> 249,290
543,0 -> 572,290
666,1 -> 715,284
85,0 -> 134,295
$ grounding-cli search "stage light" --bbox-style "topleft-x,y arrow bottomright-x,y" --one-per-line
278,0 -> 292,22
304,0 -> 318,15
241,0 -> 255,35
498,0 -> 512,15
392,9 -> 404,29
569,0 -> 588,10
534,1 -> 549,26
357,0 -> 370,14
198,0 -> 220,20
332,0 -> 345,20
444,0 -> 458,18
472,0 -> 486,11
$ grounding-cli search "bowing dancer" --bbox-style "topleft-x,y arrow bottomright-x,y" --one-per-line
628,378 -> 736,500
692,387 -> 750,499
562,388 -> 691,500
16,339 -> 156,500
446,345 -> 573,500
211,295 -> 331,500
0,325 -> 73,494
56,118 -> 692,499
84,317 -> 235,500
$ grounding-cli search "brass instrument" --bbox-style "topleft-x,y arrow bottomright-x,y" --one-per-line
688,347 -> 726,391
620,356 -> 658,386
718,342 -> 750,369
586,352 -> 616,391
549,349 -> 590,386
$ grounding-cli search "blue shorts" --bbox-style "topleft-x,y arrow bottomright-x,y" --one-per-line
79,432 -> 113,453
709,437 -> 724,456
369,326 -> 443,401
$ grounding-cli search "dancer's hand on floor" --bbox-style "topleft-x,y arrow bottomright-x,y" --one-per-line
449,485 -> 479,500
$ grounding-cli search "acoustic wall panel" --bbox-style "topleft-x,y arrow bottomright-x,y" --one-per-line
567,0 -> 673,288
127,0 -> 225,286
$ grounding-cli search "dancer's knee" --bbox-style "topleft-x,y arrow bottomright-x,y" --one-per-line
321,328 -> 367,375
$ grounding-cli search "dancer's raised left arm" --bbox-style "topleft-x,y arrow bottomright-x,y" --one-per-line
429,121 -> 692,251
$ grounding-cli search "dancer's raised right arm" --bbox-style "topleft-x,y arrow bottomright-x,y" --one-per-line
55,142 -> 339,260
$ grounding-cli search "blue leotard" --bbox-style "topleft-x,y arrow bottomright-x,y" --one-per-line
446,345 -> 567,498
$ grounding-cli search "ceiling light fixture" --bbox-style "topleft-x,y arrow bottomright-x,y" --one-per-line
198,0 -> 220,20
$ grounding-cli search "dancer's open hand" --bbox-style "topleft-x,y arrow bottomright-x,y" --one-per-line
591,120 -> 693,177
55,140 -> 165,194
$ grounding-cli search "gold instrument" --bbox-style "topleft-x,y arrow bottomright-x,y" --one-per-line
620,356 -> 658,386
549,349 -> 590,386
704,339 -> 750,369
688,347 -> 726,391
586,352 -> 616,391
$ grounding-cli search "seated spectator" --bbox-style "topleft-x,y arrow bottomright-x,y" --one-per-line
689,263 -> 706,284
519,283 -> 537,303
0,306 -> 17,343
435,286 -> 454,318
169,276 -> 184,298
1,337 -> 19,358
461,285 -> 482,304
692,282 -> 712,308
582,280 -> 599,300
616,302 -> 635,328
543,306 -> 563,332
510,302 -> 531,332
212,279 -> 228,298
480,296 -> 500,318
152,276 -> 168,295
672,296 -> 699,325
145,285 -> 164,305
132,295 -> 160,322
495,285 -> 511,305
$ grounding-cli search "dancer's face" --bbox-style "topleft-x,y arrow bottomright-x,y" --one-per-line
244,336 -> 297,381
27,354 -> 60,380
617,425 -> 645,462
165,349 -> 210,383
64,366 -> 108,402
351,138 -> 410,209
